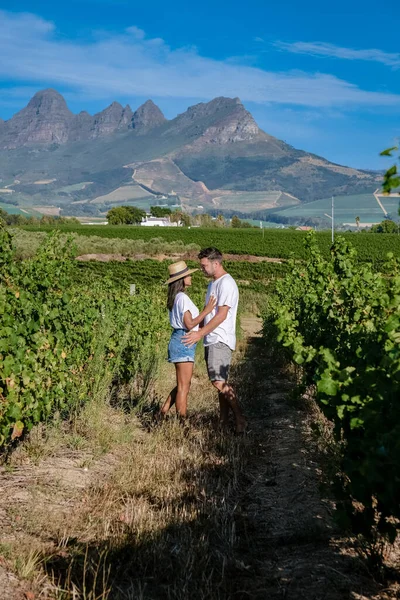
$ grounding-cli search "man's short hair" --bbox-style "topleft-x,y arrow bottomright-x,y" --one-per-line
198,247 -> 223,262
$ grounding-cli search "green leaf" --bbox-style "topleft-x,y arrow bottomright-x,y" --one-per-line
380,146 -> 398,156
317,376 -> 338,396
350,417 -> 364,429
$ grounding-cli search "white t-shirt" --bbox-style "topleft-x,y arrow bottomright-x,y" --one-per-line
203,274 -> 239,350
169,292 -> 200,331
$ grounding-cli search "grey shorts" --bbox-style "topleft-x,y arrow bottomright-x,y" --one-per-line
204,342 -> 232,382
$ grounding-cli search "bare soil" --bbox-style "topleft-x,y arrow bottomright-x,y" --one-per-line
75,252 -> 284,263
229,320 -> 400,599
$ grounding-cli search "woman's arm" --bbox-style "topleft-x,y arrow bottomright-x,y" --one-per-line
183,295 -> 216,330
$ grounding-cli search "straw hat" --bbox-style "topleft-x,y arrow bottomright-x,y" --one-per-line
165,260 -> 198,285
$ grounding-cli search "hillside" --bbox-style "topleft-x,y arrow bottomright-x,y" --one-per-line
0,90 -> 380,216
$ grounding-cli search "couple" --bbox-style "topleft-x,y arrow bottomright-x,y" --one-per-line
160,247 -> 246,434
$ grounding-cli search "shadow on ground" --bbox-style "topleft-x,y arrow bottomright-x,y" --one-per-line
45,334 -> 398,600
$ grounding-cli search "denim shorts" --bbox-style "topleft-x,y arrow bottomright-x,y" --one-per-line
168,329 -> 196,363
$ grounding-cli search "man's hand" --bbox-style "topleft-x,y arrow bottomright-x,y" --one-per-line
183,305 -> 229,347
183,329 -> 203,347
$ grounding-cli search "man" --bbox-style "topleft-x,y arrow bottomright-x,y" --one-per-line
183,247 -> 246,433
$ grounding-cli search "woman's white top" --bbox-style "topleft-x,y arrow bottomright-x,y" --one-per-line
169,292 -> 199,331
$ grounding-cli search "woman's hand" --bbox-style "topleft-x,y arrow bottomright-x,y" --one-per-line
204,294 -> 217,315
182,295 -> 217,332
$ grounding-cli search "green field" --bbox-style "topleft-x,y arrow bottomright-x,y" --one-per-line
0,202 -> 42,216
75,259 -> 287,294
21,224 -> 400,264
243,219 -> 285,228
91,183 -> 156,205
215,191 -> 299,213
273,193 -> 400,225
0,202 -> 25,215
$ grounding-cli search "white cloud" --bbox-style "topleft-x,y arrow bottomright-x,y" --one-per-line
126,26 -> 146,40
275,41 -> 400,68
0,10 -> 399,109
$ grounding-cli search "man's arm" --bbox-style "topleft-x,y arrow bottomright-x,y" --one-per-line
183,305 -> 229,347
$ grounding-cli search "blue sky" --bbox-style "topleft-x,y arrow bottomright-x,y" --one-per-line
0,0 -> 398,169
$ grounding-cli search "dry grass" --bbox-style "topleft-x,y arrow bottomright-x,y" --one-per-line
10,229 -> 200,260
0,331 -> 252,599
1,313 -> 400,599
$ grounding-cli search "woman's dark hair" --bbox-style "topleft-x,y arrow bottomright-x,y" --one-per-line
167,277 -> 185,311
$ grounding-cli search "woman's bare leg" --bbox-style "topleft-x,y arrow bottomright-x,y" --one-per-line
175,362 -> 194,418
160,386 -> 177,416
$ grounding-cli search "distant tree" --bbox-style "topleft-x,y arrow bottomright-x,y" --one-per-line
107,207 -> 129,225
5,214 -> 25,226
215,214 -> 226,228
370,219 -> 399,233
107,206 -> 145,225
170,210 -> 191,227
191,213 -> 212,227
198,214 -> 213,227
126,206 -> 146,224
231,215 -> 242,228
180,213 -> 191,227
0,208 -> 7,223
150,206 -> 172,218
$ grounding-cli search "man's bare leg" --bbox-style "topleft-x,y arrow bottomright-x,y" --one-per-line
212,381 -> 246,433
218,392 -> 230,428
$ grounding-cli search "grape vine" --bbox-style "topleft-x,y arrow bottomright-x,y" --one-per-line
265,232 -> 400,548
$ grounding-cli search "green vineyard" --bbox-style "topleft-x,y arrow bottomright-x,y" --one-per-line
265,232 -> 400,545
22,224 -> 400,263
74,258 -> 287,292
0,227 -> 167,447
2,222 -> 400,551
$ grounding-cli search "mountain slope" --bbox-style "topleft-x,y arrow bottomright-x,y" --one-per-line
0,90 -> 379,213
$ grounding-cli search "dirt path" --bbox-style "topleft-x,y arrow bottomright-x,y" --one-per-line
0,316 -> 398,598
75,252 -> 285,263
230,318 -> 396,599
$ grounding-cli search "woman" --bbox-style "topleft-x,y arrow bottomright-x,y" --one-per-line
159,260 -> 216,419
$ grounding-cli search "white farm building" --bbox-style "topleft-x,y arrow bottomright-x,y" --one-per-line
141,217 -> 180,227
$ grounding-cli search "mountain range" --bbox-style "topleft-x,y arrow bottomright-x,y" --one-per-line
0,89 -> 379,218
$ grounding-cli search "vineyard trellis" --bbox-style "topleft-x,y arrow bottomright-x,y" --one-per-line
22,224 -> 400,265
264,231 -> 400,553
0,225 -> 166,447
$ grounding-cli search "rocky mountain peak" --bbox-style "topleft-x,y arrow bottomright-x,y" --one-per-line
26,88 -> 71,115
172,96 -> 263,147
0,89 -> 73,148
90,102 -> 128,138
0,90 -> 260,151
131,100 -> 166,132
120,105 -> 134,128
183,96 -> 242,119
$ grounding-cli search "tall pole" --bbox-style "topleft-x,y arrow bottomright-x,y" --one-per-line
331,196 -> 334,244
